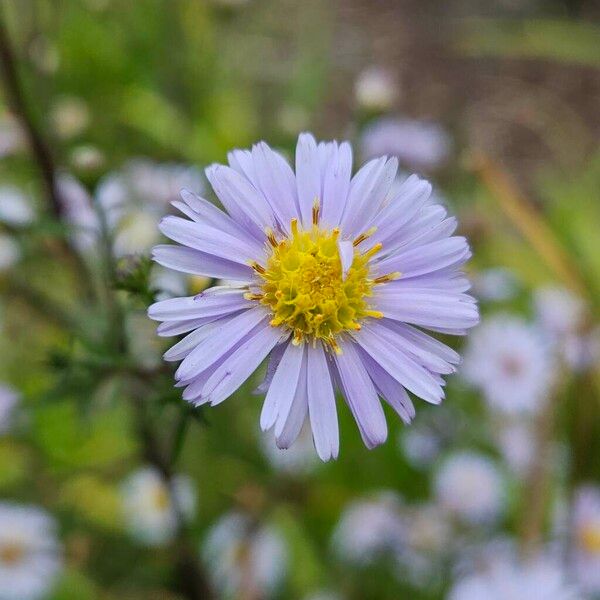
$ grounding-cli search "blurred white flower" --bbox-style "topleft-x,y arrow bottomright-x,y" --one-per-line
0,113 -> 26,158
125,312 -> 163,370
397,503 -> 452,588
70,145 -> 106,172
277,105 -> 310,136
332,492 -> 406,565
202,512 -> 287,599
360,117 -> 451,171
449,550 -> 580,600
472,268 -> 518,303
0,186 -> 35,227
260,421 -> 319,476
303,592 -> 342,600
354,66 -> 398,111
462,314 -> 553,415
151,265 -> 189,300
97,159 -> 204,257
121,467 -> 197,547
50,97 -> 90,139
494,421 -> 535,477
399,426 -> 441,469
435,452 -> 504,525
571,485 -> 600,594
28,36 -> 59,74
0,384 -> 19,434
534,286 -> 598,372
56,174 -> 100,252
0,503 -> 62,600
0,235 -> 20,271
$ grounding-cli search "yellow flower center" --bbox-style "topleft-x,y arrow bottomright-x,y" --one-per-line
579,524 -> 600,554
0,541 -> 25,566
248,216 -> 397,351
153,486 -> 171,511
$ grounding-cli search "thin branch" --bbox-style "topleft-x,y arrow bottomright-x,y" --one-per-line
472,152 -> 590,298
129,391 -> 215,600
0,9 -> 62,218
0,8 -> 96,300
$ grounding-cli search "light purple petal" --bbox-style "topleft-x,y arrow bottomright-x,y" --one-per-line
338,239 -> 354,281
276,358 -> 309,449
175,309 -> 268,382
202,324 -> 284,406
343,157 -> 398,238
334,341 -> 387,449
321,141 -> 352,227
159,216 -> 262,266
375,237 -> 471,278
360,349 -> 415,424
306,343 -> 339,461
251,142 -> 298,231
152,245 -> 254,280
353,323 -> 444,404
260,341 -> 304,432
148,290 -> 250,321
295,133 -> 321,227
175,189 -> 262,249
205,164 -> 275,235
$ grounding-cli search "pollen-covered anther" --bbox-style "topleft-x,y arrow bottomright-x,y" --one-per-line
353,227 -> 377,247
243,292 -> 264,301
249,261 -> 266,275
251,219 -> 392,344
373,271 -> 401,284
265,228 -> 278,248
312,198 -> 320,225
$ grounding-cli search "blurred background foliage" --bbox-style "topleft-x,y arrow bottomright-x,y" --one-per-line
0,0 -> 599,599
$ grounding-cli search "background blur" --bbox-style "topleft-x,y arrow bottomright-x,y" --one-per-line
0,1 -> 599,599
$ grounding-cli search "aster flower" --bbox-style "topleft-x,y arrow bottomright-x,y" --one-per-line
354,66 -> 398,111
395,502 -> 452,589
534,286 -> 599,372
472,268 -> 519,303
0,384 -> 19,434
260,422 -> 319,476
570,485 -> 600,594
97,159 -> 204,257
0,185 -> 35,227
462,314 -> 553,415
0,502 -> 62,600
331,492 -> 406,565
434,451 -> 504,525
148,132 -> 478,460
449,549 -> 580,600
0,235 -> 20,272
120,466 -> 196,547
360,118 -> 451,171
202,511 -> 287,599
56,173 -> 100,252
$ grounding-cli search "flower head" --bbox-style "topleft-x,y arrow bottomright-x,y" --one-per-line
202,511 -> 287,599
571,485 -> 600,593
0,384 -> 19,434
462,314 -> 553,415
434,451 -> 504,525
360,118 -> 451,171
332,492 -> 406,565
97,159 -> 204,257
0,502 -> 62,600
449,549 -> 580,600
148,133 -> 477,460
0,186 -> 35,227
354,66 -> 398,111
121,467 -> 196,547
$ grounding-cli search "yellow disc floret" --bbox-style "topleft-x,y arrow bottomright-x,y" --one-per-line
251,218 -> 385,350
